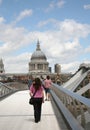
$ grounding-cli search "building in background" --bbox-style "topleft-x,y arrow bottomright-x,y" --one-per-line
49,67 -> 52,73
0,58 -> 5,73
54,64 -> 61,74
0,43 -> 72,84
29,41 -> 50,78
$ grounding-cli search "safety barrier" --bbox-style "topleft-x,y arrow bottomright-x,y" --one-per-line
0,82 -> 17,99
51,83 -> 90,130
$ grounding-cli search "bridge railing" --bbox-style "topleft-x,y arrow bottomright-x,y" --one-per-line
0,82 -> 17,99
51,83 -> 90,130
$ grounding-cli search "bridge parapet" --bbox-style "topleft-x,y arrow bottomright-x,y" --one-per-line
51,83 -> 90,130
0,82 -> 17,99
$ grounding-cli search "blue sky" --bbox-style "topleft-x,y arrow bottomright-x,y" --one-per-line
0,0 -> 90,73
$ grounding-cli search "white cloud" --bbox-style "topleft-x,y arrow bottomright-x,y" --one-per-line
15,9 -> 33,23
85,46 -> 90,53
0,22 -> 35,56
0,18 -> 90,73
38,19 -> 58,27
59,19 -> 90,39
45,0 -> 65,12
57,0 -> 65,8
61,61 -> 80,73
38,19 -> 84,40
4,52 -> 31,73
0,27 -> 27,55
38,19 -> 90,39
84,4 -> 90,10
0,17 -> 5,23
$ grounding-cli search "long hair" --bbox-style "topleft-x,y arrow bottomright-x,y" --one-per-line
46,75 -> 50,80
33,77 -> 41,90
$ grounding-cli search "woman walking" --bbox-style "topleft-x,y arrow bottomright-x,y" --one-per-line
29,77 -> 44,123
44,75 -> 52,101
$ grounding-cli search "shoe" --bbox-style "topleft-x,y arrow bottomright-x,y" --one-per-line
38,119 -> 41,122
35,120 -> 38,123
35,119 -> 39,123
45,99 -> 47,101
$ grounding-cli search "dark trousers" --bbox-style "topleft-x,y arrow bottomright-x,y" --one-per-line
33,98 -> 42,122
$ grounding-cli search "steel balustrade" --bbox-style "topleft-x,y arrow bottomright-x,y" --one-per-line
51,83 -> 90,130
0,82 -> 16,99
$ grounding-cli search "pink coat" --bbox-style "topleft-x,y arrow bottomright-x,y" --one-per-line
30,85 -> 44,98
44,79 -> 52,88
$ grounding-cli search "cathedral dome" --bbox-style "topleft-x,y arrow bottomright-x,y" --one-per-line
29,41 -> 49,77
31,41 -> 47,61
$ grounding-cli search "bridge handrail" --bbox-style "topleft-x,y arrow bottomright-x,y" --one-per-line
0,82 -> 17,99
0,82 -> 13,90
51,90 -> 84,130
52,83 -> 90,107
51,83 -> 90,130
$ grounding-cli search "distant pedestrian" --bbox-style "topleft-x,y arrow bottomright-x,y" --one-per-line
44,75 -> 52,101
40,75 -> 44,81
29,77 -> 44,123
28,76 -> 33,89
40,75 -> 45,89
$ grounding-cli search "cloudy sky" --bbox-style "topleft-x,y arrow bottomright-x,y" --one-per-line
0,0 -> 90,74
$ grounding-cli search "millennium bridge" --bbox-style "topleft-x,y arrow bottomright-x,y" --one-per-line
0,63 -> 90,130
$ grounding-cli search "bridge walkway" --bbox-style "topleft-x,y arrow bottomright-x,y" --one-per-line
0,90 -> 69,130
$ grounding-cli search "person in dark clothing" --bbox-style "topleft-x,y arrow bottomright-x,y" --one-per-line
29,78 -> 44,123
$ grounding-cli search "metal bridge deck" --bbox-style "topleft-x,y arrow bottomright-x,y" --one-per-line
0,90 -> 69,130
